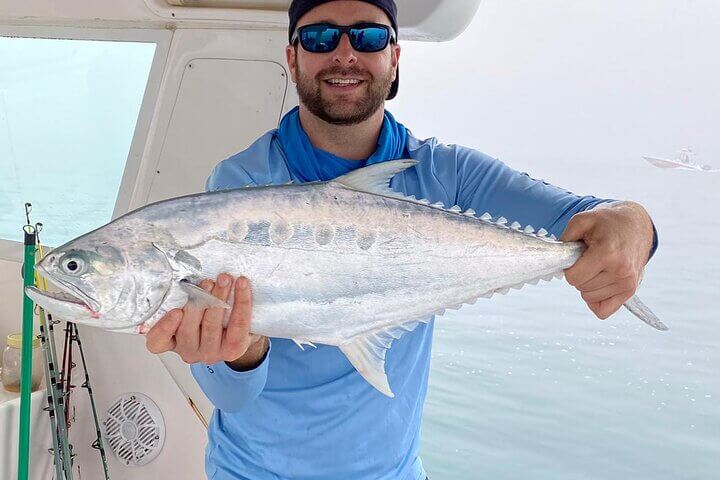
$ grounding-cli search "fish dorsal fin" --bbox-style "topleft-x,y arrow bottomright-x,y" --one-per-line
332,159 -> 419,197
292,339 -> 317,350
338,317 -> 430,397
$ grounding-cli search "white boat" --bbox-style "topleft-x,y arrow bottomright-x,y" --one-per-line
642,147 -> 718,172
0,1 -> 481,478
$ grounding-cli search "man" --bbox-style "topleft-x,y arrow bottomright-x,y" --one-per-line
146,1 -> 658,479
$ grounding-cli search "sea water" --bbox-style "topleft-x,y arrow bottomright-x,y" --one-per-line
1,2 -> 717,478
419,164 -> 719,479
390,3 -> 720,477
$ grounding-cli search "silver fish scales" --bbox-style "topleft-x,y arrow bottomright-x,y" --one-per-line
26,160 -> 667,396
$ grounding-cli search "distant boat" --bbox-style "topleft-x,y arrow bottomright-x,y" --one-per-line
642,148 -> 719,172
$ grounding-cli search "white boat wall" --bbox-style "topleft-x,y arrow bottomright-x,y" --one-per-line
0,1 -> 482,478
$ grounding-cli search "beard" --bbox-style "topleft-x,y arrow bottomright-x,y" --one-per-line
296,63 -> 395,126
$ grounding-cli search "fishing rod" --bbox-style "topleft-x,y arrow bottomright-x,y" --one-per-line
158,354 -> 209,429
26,210 -> 75,479
20,204 -> 65,478
37,307 -> 74,479
37,315 -> 64,480
61,321 -> 74,430
34,213 -> 110,479
71,322 -> 111,479
35,227 -> 75,479
46,306 -> 75,480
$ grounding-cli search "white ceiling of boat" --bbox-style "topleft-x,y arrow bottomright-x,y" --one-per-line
0,0 -> 481,41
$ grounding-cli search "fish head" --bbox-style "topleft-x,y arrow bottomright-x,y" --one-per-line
26,235 -> 173,330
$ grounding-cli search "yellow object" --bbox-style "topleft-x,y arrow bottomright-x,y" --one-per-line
2,333 -> 43,392
6,333 -> 40,349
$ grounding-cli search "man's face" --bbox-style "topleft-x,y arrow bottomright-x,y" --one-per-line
286,1 -> 401,125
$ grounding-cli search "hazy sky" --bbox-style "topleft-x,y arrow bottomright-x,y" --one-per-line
391,0 -> 720,186
395,4 -> 720,476
2,0 -> 718,246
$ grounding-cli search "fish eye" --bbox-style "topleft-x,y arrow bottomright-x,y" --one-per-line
61,257 -> 86,275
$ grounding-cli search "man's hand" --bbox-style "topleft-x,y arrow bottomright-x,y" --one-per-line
560,201 -> 655,320
146,274 -> 268,371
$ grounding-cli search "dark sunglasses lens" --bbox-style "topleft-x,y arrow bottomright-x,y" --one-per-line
300,25 -> 341,53
349,27 -> 390,52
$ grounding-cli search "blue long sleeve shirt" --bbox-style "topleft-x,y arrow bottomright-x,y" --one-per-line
191,129 -> 641,480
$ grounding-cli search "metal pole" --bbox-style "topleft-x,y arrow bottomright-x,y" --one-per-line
18,224 -> 36,480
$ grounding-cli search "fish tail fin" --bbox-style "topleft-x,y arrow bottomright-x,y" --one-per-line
623,295 -> 669,331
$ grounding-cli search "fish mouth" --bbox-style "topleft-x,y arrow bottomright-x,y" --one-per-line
25,286 -> 100,320
52,278 -> 101,314
28,264 -> 102,317
26,287 -> 89,308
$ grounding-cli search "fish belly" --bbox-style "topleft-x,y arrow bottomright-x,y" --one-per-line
175,187 -> 579,345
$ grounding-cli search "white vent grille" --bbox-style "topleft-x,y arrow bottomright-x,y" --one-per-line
102,393 -> 165,466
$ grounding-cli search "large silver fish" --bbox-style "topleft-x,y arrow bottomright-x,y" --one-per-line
26,160 -> 667,397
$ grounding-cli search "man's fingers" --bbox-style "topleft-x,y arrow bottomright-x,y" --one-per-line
598,293 -> 630,319
146,309 -> 182,354
199,274 -> 234,363
560,212 -> 593,242
176,279 -> 213,354
222,276 -> 253,360
580,281 -> 628,304
564,248 -> 604,288
576,271 -> 615,292
589,292 -> 631,320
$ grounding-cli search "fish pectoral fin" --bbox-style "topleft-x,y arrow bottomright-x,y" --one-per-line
332,159 -> 418,197
152,242 -> 203,277
179,280 -> 231,310
339,318 -> 432,398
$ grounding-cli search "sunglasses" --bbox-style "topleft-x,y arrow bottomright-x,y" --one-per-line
291,22 -> 396,53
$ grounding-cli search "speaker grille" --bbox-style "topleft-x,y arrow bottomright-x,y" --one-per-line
102,393 -> 165,466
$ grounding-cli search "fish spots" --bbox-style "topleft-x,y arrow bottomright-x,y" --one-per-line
230,220 -> 249,242
356,230 -> 377,250
245,222 -> 270,244
329,226 -> 376,250
314,223 -> 335,246
269,221 -> 294,245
